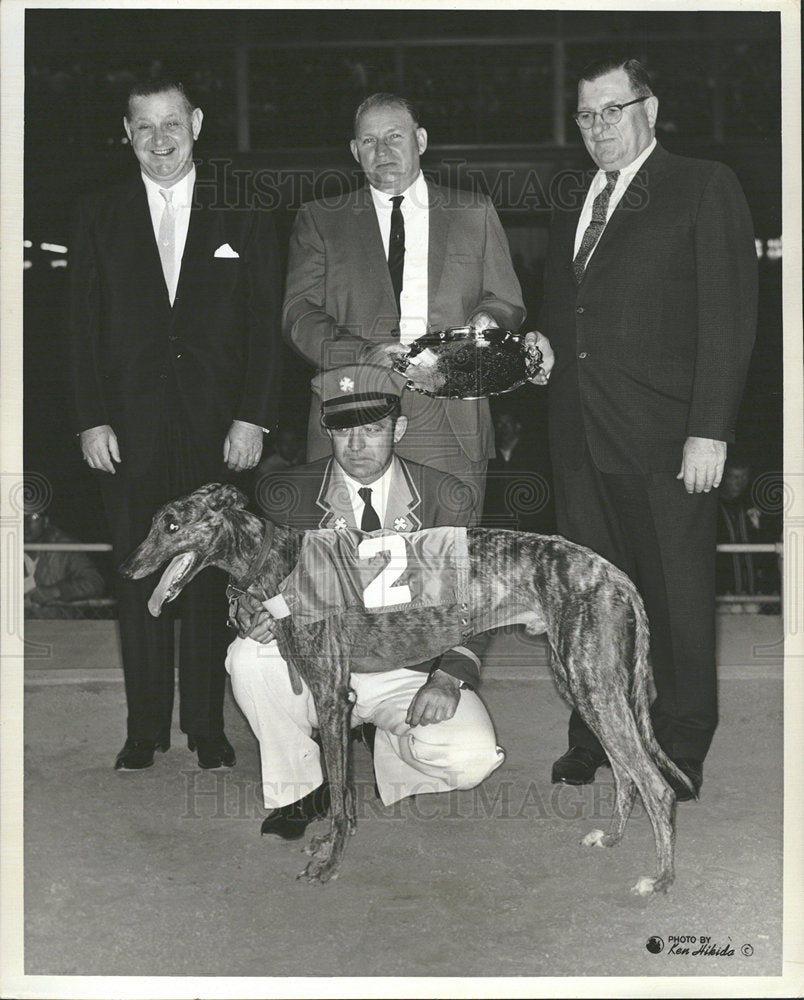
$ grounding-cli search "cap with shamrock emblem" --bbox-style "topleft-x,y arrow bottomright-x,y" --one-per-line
314,365 -> 403,429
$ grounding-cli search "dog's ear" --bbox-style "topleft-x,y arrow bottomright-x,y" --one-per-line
200,483 -> 249,512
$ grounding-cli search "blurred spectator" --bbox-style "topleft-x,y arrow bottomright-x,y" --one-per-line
255,423 -> 306,478
482,403 -> 555,534
716,456 -> 781,612
24,506 -> 105,618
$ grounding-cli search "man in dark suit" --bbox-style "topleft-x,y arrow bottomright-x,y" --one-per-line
536,57 -> 757,798
283,93 -> 525,516
227,365 -> 503,839
70,80 -> 281,771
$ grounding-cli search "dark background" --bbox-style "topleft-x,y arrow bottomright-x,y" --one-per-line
23,8 -> 782,543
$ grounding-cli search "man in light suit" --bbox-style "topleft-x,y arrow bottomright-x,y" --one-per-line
282,93 -> 525,516
536,58 -> 757,798
227,365 -> 503,840
70,80 -> 282,771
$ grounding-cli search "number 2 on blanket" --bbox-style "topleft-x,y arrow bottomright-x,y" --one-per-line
358,535 -> 412,609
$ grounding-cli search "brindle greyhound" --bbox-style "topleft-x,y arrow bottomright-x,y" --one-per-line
121,482 -> 693,894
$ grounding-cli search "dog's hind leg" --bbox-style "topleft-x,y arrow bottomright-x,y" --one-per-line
570,677 -> 676,894
582,760 -> 636,849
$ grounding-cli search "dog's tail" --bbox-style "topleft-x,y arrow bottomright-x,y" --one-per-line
629,587 -> 698,800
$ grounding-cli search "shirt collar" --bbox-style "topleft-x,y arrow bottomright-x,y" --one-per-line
141,164 -> 196,208
340,455 -> 397,511
595,137 -> 656,189
369,171 -> 428,213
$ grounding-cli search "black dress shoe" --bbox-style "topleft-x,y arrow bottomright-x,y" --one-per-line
551,746 -> 609,785
188,733 -> 236,769
351,722 -> 376,754
114,737 -> 169,771
667,757 -> 703,801
260,783 -> 330,840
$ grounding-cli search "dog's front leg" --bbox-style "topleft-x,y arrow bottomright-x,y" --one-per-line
296,639 -> 354,884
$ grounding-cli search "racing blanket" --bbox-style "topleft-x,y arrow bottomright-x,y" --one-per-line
276,525 -> 470,628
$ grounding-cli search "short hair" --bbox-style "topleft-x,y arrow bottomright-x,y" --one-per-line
578,57 -> 654,98
125,79 -> 195,121
353,93 -> 422,136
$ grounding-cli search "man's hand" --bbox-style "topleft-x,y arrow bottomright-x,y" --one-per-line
235,592 -> 276,643
406,668 -> 461,727
466,310 -> 496,332
677,436 -> 727,493
361,342 -> 409,369
524,331 -> 554,386
80,425 -> 121,474
224,420 -> 264,472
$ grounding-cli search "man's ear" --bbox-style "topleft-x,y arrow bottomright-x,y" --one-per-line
415,127 -> 428,155
123,117 -> 133,144
349,139 -> 360,164
646,96 -> 659,130
393,415 -> 408,444
191,108 -> 204,140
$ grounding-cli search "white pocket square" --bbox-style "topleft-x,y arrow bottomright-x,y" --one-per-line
214,243 -> 239,258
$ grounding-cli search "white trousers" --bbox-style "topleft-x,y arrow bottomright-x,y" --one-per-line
225,636 -> 505,809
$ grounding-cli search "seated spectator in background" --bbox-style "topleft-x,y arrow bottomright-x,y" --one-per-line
255,423 -> 305,479
717,456 -> 781,613
482,403 -> 556,534
24,504 -> 105,618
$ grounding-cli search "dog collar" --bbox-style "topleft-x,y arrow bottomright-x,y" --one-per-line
231,517 -> 276,594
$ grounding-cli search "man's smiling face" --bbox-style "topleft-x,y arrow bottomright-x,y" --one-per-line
124,89 -> 202,187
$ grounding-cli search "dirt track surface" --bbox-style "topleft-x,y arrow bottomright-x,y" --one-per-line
21,621 -> 783,982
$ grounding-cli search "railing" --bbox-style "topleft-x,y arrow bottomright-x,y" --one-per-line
24,542 -> 784,611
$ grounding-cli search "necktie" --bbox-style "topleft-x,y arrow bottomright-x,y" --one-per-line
158,187 -> 176,303
572,170 -> 620,284
358,487 -> 381,532
387,194 -> 405,313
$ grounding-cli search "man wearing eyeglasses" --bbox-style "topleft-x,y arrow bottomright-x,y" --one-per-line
536,57 -> 757,799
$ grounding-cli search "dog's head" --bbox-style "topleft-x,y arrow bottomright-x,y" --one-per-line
120,483 -> 248,616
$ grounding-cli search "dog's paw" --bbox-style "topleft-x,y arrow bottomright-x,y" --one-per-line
581,828 -> 606,848
630,876 -> 658,896
297,858 -> 340,884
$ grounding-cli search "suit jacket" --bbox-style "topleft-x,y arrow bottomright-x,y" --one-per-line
282,180 -> 525,462
540,144 -> 758,475
257,454 -> 483,685
70,170 -> 282,477
258,455 -> 476,532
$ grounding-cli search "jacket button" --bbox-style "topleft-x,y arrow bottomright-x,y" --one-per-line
159,373 -> 167,380
175,353 -> 182,359
576,306 -> 585,314
578,352 -> 587,359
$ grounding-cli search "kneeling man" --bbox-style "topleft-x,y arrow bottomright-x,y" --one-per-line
226,365 -> 504,837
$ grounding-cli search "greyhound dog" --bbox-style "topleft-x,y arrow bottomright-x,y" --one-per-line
121,482 -> 693,894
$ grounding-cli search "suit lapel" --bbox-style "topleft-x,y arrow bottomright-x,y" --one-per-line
354,187 -> 398,314
173,176 -> 219,311
582,144 -> 669,275
316,460 -> 357,529
125,180 -> 173,309
383,457 -> 422,532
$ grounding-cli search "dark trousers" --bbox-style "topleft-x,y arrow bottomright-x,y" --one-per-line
553,449 -> 719,761
100,407 -> 235,742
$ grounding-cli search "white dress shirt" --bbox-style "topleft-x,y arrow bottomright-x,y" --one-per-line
370,171 -> 429,346
341,456 -> 398,527
142,165 -> 195,297
573,138 -> 657,260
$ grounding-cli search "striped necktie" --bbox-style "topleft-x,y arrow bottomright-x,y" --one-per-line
572,170 -> 620,284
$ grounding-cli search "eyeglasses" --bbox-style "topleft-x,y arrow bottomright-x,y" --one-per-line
573,96 -> 649,130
